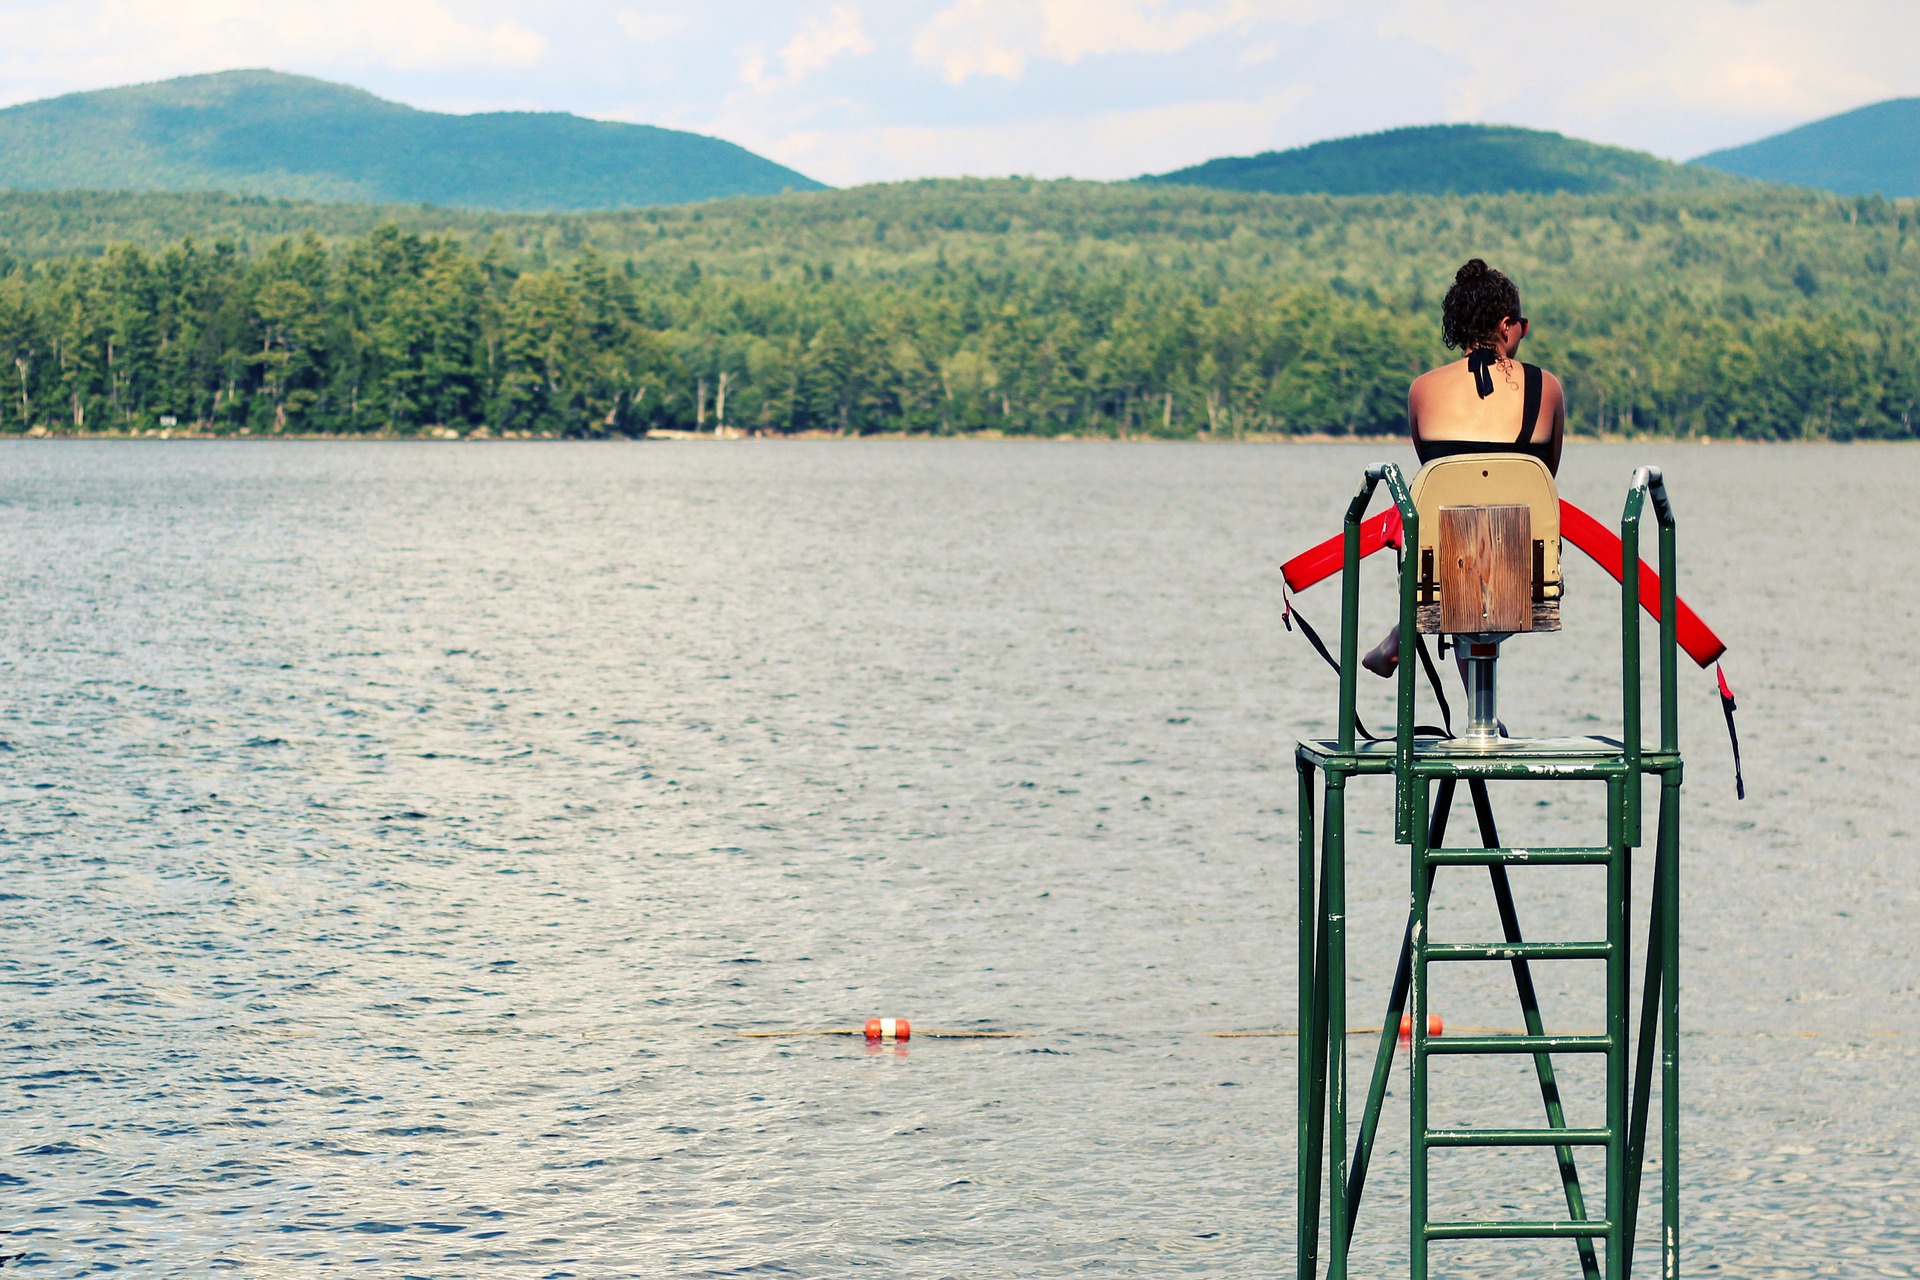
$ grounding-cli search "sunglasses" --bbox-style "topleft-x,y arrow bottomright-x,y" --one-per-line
1512,315 -> 1530,332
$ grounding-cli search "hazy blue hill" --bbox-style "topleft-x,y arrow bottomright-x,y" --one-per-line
1693,99 -> 1920,196
1143,123 -> 1738,196
0,69 -> 824,211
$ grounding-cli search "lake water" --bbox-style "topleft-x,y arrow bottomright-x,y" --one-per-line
0,440 -> 1914,1277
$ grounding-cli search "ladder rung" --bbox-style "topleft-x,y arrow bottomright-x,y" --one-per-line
1425,846 -> 1613,866
1423,1034 -> 1612,1055
1426,1127 -> 1611,1147
1426,1219 -> 1613,1240
1425,941 -> 1611,962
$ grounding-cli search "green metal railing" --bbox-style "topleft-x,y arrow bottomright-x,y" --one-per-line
1296,462 -> 1683,1279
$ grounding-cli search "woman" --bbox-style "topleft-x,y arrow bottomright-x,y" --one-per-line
1361,258 -> 1565,677
1409,257 -> 1564,472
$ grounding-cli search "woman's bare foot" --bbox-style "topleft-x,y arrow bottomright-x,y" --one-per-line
1362,624 -> 1400,678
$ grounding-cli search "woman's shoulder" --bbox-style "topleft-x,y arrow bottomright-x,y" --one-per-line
1529,364 -> 1567,403
1410,359 -> 1465,393
1525,362 -> 1564,388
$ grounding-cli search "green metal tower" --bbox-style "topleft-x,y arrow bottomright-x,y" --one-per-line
1295,462 -> 1682,1278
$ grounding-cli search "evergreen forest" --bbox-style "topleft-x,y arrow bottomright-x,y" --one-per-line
0,180 -> 1916,440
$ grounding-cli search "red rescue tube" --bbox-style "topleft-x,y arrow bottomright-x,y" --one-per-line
1556,501 -> 1725,667
1279,500 -> 1725,669
1280,508 -> 1403,594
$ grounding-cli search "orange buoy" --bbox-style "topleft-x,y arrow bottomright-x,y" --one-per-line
1398,1013 -> 1444,1039
864,1017 -> 911,1042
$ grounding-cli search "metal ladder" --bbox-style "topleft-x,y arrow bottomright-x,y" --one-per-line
1295,463 -> 1682,1279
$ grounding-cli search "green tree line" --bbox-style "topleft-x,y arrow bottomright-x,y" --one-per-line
0,181 -> 1915,438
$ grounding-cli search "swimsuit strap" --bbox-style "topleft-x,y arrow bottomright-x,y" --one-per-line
1466,348 -> 1497,399
1519,362 -> 1542,443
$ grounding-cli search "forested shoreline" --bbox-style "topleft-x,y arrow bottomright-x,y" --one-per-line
0,181 -> 1915,439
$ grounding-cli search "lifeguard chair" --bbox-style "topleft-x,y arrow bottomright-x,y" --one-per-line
1294,461 -> 1683,1279
1409,452 -> 1562,746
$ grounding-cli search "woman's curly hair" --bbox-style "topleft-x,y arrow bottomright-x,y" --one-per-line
1441,258 -> 1522,351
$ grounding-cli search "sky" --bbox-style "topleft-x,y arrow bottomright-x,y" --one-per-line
1,0 -> 1917,186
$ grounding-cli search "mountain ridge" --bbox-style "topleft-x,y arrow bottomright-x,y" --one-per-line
1142,123 -> 1742,196
1692,98 -> 1920,197
0,69 -> 825,211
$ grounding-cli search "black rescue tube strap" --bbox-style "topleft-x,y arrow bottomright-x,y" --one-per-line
1413,631 -> 1455,739
1717,663 -> 1746,800
1283,592 -> 1382,741
1283,589 -> 1451,742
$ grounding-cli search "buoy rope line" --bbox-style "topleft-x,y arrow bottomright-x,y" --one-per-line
738,1029 -> 1029,1039
738,1021 -> 1915,1042
1211,1028 -> 1542,1038
160,1022 -> 1913,1041
741,1017 -> 1019,1043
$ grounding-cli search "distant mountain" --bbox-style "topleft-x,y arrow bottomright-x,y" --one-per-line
1692,99 -> 1920,197
0,70 -> 824,211
1142,123 -> 1739,196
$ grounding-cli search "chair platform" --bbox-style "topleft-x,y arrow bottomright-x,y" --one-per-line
1297,735 -> 1682,782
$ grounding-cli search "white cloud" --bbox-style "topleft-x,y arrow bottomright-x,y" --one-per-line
740,5 -> 874,89
1374,0 -> 1920,150
911,0 -> 1310,83
781,6 -> 874,81
0,0 -> 546,105
616,9 -> 691,44
1568,1 -> 1906,122
747,85 -> 1314,185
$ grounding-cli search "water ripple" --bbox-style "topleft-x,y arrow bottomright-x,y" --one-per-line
0,441 -> 1913,1276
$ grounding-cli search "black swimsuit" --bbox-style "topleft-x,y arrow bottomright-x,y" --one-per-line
1413,358 -> 1554,468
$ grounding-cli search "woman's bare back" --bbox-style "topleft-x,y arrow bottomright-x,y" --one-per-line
1409,356 -> 1566,471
